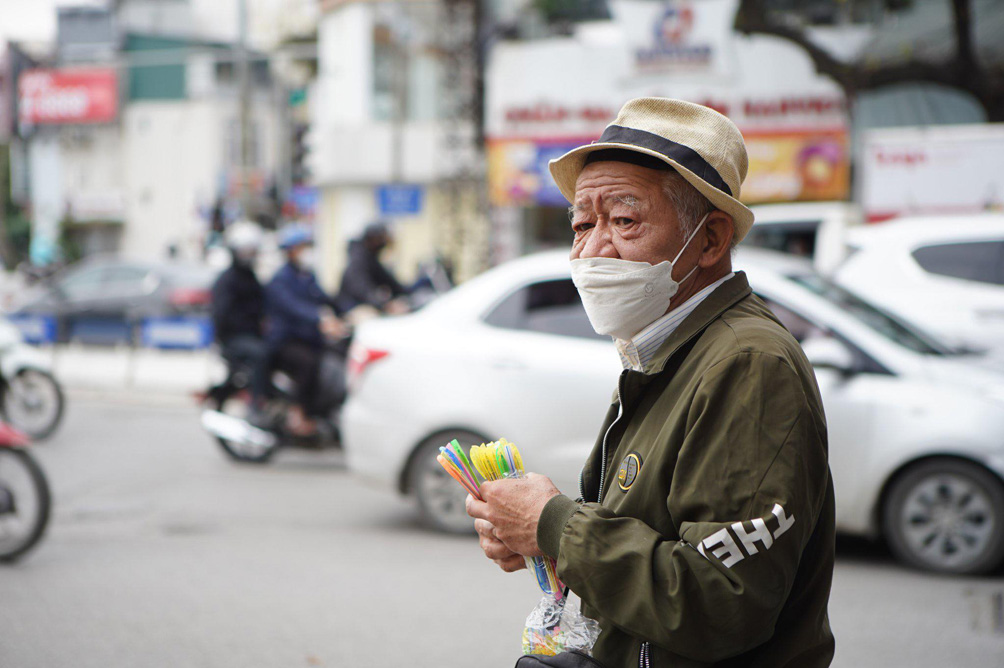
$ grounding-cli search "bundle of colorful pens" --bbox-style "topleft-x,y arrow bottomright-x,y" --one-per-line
437,437 -> 600,657
437,438 -> 564,601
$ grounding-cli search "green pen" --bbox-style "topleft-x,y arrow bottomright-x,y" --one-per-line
495,447 -> 510,478
450,439 -> 479,482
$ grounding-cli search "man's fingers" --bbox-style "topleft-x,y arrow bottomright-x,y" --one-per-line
473,518 -> 495,538
466,494 -> 491,522
495,554 -> 527,573
480,535 -> 514,561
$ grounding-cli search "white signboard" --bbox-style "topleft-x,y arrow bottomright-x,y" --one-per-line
612,0 -> 738,77
862,124 -> 1004,221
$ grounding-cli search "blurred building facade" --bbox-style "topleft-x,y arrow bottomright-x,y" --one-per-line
485,0 -> 853,262
308,0 -> 488,288
7,1 -> 287,265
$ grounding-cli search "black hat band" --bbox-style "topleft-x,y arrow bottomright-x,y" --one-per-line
594,125 -> 732,197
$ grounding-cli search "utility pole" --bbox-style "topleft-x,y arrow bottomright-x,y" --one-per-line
439,0 -> 489,277
0,145 -> 11,267
237,0 -> 253,218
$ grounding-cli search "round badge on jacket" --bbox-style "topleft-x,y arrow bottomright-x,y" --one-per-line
617,452 -> 643,491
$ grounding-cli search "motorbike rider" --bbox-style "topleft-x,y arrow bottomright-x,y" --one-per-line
337,221 -> 411,322
210,221 -> 270,410
265,224 -> 348,437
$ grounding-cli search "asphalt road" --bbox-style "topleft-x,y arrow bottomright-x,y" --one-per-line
1,395 -> 1003,668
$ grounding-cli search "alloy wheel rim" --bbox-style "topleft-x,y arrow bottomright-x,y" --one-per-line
420,460 -> 471,531
899,473 -> 996,569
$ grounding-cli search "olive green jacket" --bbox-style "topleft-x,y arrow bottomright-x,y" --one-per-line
537,272 -> 835,668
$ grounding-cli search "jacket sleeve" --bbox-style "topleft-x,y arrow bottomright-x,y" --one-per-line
340,256 -> 406,309
210,273 -> 232,338
369,259 -> 408,299
538,352 -> 830,662
306,274 -> 346,315
339,264 -> 382,308
267,276 -> 321,325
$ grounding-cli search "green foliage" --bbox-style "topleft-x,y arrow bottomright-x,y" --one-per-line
1,144 -> 31,266
4,209 -> 31,263
58,217 -> 83,265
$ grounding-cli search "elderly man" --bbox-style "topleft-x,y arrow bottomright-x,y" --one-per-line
466,98 -> 835,667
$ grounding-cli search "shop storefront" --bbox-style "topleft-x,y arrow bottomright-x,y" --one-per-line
486,0 -> 851,262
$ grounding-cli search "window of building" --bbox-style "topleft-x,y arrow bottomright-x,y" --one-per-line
372,24 -> 398,123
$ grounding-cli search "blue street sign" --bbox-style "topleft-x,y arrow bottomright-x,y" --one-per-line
288,185 -> 319,217
377,184 -> 424,216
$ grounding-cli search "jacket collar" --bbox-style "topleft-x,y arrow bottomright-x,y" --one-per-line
643,271 -> 752,375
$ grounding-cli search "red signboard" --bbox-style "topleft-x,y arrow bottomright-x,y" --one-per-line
18,68 -> 118,126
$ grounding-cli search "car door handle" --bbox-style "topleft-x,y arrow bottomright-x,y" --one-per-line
491,358 -> 527,371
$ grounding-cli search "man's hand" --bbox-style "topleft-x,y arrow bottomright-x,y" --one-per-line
319,313 -> 348,339
473,519 -> 526,573
465,473 -> 561,560
383,297 -> 410,315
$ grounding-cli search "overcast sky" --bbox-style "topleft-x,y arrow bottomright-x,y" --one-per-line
0,0 -> 308,53
0,0 -> 105,46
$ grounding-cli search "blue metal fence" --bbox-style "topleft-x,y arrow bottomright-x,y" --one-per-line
7,314 -> 215,350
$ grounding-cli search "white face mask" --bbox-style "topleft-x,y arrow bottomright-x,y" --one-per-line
570,213 -> 708,341
296,248 -> 317,271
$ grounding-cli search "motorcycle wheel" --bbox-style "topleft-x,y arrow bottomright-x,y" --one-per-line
0,448 -> 51,562
211,390 -> 280,464
1,369 -> 66,441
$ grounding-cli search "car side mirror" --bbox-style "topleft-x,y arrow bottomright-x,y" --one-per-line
802,335 -> 856,375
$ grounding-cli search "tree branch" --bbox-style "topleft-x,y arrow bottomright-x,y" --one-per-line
734,0 -> 988,101
734,0 -> 853,90
952,0 -> 977,73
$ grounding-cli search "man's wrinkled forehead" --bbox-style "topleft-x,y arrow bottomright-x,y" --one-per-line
571,160 -> 670,216
568,194 -> 646,218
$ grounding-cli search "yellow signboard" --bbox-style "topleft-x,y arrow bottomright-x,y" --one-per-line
742,130 -> 850,204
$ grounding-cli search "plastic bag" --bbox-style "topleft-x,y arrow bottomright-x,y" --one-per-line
436,438 -> 600,655
522,592 -> 601,656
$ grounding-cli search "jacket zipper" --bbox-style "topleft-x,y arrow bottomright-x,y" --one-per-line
595,371 -> 626,504
639,641 -> 650,668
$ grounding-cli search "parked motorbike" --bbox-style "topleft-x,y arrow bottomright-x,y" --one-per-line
199,338 -> 349,464
0,318 -> 65,440
0,421 -> 51,562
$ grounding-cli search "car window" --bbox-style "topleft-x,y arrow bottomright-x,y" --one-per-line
483,278 -> 605,340
911,240 -> 1004,285
744,220 -> 820,258
58,267 -> 106,301
790,274 -> 953,355
103,266 -> 157,299
758,297 -> 826,343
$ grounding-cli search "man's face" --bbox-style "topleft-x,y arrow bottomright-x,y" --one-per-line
288,243 -> 312,264
569,160 -> 688,264
235,248 -> 258,265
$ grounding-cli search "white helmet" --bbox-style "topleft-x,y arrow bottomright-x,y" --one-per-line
225,220 -> 264,254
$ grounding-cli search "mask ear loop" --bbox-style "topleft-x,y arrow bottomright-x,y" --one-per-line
670,211 -> 711,285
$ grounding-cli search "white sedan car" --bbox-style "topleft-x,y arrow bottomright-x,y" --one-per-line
343,248 -> 1004,574
833,214 -> 1004,354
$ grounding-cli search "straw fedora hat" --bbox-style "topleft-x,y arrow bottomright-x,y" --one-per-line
549,97 -> 755,243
